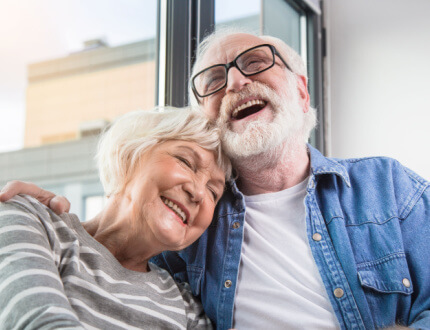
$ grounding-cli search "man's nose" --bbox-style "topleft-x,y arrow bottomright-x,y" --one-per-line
225,67 -> 252,93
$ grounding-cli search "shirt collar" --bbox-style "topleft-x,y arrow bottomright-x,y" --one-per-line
308,144 -> 351,187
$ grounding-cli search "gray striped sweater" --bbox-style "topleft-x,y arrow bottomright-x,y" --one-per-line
0,195 -> 212,329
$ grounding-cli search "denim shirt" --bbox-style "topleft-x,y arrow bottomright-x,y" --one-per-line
153,145 -> 430,330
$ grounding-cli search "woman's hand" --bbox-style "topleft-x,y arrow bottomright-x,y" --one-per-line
0,180 -> 70,214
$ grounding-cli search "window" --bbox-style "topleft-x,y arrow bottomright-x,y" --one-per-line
84,195 -> 107,220
0,0 -> 157,153
0,1 -> 158,220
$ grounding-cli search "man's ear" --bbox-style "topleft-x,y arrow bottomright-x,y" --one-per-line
296,75 -> 310,113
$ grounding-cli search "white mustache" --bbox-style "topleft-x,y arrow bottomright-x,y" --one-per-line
218,82 -> 279,125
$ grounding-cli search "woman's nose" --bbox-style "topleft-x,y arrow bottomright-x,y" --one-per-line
225,67 -> 252,93
183,181 -> 205,204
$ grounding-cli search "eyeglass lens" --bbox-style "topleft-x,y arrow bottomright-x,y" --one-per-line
194,45 -> 274,97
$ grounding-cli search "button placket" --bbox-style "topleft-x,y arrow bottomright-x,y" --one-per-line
306,191 -> 365,328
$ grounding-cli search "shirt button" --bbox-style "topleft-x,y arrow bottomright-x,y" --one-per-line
232,222 -> 240,229
224,280 -> 232,288
312,233 -> 322,241
402,278 -> 411,288
333,288 -> 344,298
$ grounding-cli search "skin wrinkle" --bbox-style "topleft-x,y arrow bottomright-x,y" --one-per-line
216,70 -> 310,194
197,33 -> 316,195
83,140 -> 225,272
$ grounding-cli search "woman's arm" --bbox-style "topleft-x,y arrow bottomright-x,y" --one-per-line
0,196 -> 84,329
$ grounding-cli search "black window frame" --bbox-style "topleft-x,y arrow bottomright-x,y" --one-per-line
157,0 -> 325,153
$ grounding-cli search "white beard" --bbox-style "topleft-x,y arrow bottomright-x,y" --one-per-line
216,79 -> 307,160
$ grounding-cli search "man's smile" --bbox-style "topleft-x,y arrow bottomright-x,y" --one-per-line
231,99 -> 267,120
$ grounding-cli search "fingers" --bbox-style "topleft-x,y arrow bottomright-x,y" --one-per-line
0,181 -> 49,202
49,196 -> 71,215
0,180 -> 54,205
0,180 -> 70,215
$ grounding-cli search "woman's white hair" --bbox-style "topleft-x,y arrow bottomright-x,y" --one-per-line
96,106 -> 232,196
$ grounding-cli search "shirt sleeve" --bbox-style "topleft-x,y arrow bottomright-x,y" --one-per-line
0,197 -> 85,329
402,184 -> 430,330
176,281 -> 213,329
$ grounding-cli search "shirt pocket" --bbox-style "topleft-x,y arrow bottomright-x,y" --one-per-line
357,253 -> 413,295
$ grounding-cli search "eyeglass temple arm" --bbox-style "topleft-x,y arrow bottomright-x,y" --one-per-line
274,49 -> 294,73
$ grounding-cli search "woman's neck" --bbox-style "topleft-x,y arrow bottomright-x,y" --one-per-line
83,197 -> 155,273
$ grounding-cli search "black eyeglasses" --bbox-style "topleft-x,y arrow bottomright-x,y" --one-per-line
191,44 -> 293,100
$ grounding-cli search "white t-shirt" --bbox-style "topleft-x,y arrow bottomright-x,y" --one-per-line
233,178 -> 340,329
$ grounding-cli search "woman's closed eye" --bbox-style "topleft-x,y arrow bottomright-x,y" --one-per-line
207,186 -> 218,201
176,155 -> 194,170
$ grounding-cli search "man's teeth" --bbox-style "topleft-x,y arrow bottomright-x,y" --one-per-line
161,197 -> 186,223
232,99 -> 265,118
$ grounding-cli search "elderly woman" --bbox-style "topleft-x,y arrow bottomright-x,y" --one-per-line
0,107 -> 231,329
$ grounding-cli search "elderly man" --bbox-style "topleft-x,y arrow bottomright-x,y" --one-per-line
159,31 -> 430,330
1,30 -> 430,329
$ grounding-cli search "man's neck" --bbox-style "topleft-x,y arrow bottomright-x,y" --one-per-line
233,142 -> 310,196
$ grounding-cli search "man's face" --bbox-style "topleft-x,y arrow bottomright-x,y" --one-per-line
197,33 -> 309,159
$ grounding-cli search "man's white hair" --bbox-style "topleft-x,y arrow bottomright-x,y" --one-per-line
189,28 -> 316,145
96,107 -> 232,196
190,28 -> 308,105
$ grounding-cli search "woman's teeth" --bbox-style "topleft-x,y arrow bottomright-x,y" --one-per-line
161,197 -> 186,223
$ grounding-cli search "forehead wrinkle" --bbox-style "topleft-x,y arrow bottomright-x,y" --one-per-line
205,34 -> 267,65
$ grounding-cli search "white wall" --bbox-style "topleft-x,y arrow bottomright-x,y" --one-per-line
324,0 -> 430,180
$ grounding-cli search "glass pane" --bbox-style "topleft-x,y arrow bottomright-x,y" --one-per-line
0,0 -> 157,153
262,0 -> 302,54
215,0 -> 261,31
85,195 -> 107,221
216,0 -> 304,55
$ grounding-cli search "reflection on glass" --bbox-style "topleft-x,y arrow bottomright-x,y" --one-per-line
0,1 -> 157,220
0,0 -> 157,152
262,0 -> 303,54
85,195 -> 107,221
215,0 -> 260,32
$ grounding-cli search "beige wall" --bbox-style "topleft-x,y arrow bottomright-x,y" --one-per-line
25,60 -> 155,147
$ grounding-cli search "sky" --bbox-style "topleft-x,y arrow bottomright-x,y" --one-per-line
0,0 -> 260,153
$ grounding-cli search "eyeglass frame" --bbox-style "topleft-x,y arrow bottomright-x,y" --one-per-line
191,43 -> 294,101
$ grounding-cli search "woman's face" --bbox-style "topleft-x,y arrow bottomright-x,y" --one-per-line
123,140 -> 225,252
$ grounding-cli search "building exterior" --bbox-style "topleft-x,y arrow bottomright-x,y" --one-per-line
25,38 -> 156,147
0,136 -> 101,218
1,38 -> 157,218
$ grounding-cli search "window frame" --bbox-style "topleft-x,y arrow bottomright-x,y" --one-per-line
158,0 -> 325,153
156,0 -> 214,107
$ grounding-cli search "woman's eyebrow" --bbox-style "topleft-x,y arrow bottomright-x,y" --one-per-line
175,146 -> 202,161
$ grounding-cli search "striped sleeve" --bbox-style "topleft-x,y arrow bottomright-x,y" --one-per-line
0,197 -> 85,329
177,282 -> 213,329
